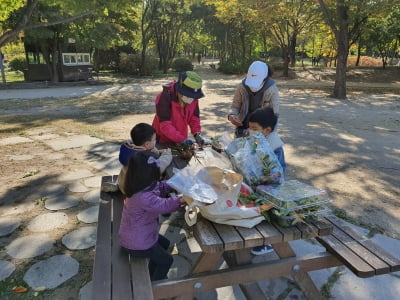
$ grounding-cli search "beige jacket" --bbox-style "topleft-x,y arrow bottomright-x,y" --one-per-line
229,82 -> 280,122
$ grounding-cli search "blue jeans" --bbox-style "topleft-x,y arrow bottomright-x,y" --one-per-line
122,234 -> 173,281
274,147 -> 286,176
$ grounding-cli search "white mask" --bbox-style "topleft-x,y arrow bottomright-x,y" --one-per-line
249,83 -> 263,93
182,95 -> 195,104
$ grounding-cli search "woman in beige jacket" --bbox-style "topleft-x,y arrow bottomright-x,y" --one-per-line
228,61 -> 280,137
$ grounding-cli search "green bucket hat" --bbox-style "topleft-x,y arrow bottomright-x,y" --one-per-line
176,71 -> 205,99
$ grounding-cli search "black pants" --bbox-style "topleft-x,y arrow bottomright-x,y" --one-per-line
123,235 -> 173,281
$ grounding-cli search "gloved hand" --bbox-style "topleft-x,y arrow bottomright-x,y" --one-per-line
183,138 -> 194,145
194,133 -> 205,146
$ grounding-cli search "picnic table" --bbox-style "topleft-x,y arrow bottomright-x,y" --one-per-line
92,148 -> 400,299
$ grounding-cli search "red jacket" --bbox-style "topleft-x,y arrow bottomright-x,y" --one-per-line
152,81 -> 201,144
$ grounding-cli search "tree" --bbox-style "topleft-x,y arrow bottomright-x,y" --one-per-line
317,0 -> 393,99
153,0 -> 190,73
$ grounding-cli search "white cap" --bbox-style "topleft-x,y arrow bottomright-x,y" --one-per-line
244,61 -> 268,90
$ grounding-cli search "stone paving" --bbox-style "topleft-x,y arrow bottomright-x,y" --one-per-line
0,129 -> 400,299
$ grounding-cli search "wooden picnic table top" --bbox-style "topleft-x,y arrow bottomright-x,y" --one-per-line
193,215 -> 333,253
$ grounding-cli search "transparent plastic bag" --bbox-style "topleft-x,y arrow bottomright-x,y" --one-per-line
226,132 -> 284,186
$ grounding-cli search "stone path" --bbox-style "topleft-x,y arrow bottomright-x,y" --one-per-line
0,128 -> 400,299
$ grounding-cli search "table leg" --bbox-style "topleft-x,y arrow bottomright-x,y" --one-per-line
273,242 -> 324,300
173,252 -> 223,300
223,249 -> 268,300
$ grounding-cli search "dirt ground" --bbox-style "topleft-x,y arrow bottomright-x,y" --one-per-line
0,65 -> 399,298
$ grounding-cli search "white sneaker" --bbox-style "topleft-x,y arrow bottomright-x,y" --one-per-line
251,245 -> 274,255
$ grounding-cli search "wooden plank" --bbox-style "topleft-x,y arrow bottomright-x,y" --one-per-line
317,234 -> 375,277
111,193 -> 132,299
325,215 -> 400,272
311,217 -> 333,236
272,223 -> 301,242
191,252 -> 224,273
130,257 -> 154,300
193,218 -> 224,253
91,177 -> 112,300
212,223 -> 243,250
152,252 -> 342,299
255,222 -> 283,245
330,226 -> 390,275
295,221 -> 319,239
235,226 -> 264,249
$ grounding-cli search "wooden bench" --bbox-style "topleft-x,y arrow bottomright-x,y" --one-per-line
91,176 -> 154,300
317,214 -> 400,278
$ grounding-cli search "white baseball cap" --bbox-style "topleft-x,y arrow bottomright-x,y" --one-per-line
244,61 -> 269,90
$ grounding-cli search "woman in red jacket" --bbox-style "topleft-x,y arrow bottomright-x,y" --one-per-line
152,71 -> 205,146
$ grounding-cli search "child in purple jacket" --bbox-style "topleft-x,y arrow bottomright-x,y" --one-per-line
118,151 -> 184,281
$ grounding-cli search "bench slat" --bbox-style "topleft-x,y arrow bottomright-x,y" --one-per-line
326,215 -> 400,272
235,226 -> 264,249
130,257 -> 154,300
330,225 -> 390,275
317,234 -> 375,277
193,218 -> 224,253
91,177 -> 113,300
111,192 -> 134,300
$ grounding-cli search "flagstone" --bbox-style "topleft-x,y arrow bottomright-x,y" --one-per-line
23,255 -> 79,289
0,217 -> 21,237
27,212 -> 68,232
62,226 -> 97,250
45,195 -> 80,210
0,260 -> 15,281
77,206 -> 99,224
6,234 -> 54,259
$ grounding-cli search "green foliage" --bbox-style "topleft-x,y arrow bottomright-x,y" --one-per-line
141,55 -> 159,75
8,54 -> 26,71
219,57 -> 259,74
119,52 -> 138,74
118,52 -> 159,75
171,57 -> 193,72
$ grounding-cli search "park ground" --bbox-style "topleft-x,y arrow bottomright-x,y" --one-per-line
0,65 -> 399,299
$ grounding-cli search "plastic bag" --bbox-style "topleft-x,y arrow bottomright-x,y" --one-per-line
167,165 -> 264,228
226,132 -> 284,186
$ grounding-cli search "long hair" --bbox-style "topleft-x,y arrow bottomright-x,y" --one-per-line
124,151 -> 160,197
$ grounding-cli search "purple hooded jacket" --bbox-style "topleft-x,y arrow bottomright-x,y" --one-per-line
119,181 -> 181,250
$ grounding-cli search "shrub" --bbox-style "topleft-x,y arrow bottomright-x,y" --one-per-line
347,56 -> 382,67
140,55 -> 159,75
8,55 -> 27,72
171,58 -> 193,72
219,57 -> 260,74
119,53 -> 138,74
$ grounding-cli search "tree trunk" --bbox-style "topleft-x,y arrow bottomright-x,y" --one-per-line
333,35 -> 348,99
282,46 -> 290,77
289,34 -> 297,68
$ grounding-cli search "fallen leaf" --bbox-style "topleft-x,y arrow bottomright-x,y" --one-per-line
35,286 -> 46,291
13,286 -> 28,293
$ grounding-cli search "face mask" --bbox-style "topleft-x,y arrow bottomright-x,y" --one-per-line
248,129 -> 258,136
249,83 -> 263,93
151,140 -> 156,148
182,95 -> 195,104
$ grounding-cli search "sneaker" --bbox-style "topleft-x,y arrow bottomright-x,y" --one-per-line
251,244 -> 274,256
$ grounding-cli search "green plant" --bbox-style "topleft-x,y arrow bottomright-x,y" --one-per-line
8,55 -> 27,72
171,58 -> 193,72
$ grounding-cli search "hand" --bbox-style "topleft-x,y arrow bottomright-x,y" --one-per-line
228,114 -> 243,126
194,133 -> 205,146
184,138 -> 194,145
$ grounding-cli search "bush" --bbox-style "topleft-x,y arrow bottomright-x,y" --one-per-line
119,53 -> 138,74
171,58 -> 193,72
118,53 -> 159,75
347,56 -> 382,67
8,55 -> 27,72
141,55 -> 159,75
219,57 -> 260,74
